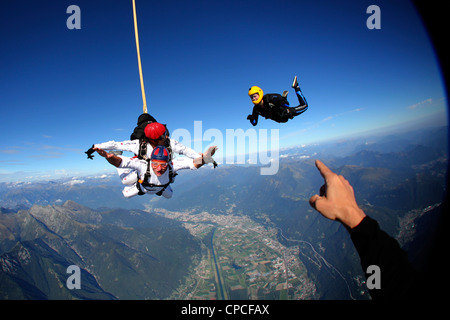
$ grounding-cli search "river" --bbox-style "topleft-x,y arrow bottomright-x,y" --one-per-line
210,227 -> 226,299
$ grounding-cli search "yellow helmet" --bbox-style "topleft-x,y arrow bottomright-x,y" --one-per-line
248,86 -> 263,105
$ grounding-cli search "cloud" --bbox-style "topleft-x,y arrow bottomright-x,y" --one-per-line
0,145 -> 22,155
0,159 -> 23,165
42,145 -> 82,153
320,107 -> 364,124
283,107 -> 365,141
407,98 -> 432,110
23,144 -> 83,160
0,149 -> 21,154
64,179 -> 85,186
29,151 -> 64,159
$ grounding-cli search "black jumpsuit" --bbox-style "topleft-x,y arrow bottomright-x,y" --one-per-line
248,91 -> 308,126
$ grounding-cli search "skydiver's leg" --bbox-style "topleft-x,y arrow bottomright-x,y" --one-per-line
122,184 -> 140,198
291,76 -> 308,115
292,103 -> 308,116
117,168 -> 138,185
276,108 -> 293,122
161,186 -> 173,198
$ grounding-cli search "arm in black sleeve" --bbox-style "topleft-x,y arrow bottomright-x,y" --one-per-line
350,216 -> 419,299
247,106 -> 259,126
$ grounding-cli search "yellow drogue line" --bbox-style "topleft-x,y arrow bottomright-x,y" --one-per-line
132,0 -> 147,114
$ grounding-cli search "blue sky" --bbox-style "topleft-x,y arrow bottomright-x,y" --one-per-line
0,0 -> 447,182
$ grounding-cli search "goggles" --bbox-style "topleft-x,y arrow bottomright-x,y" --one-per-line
151,160 -> 169,169
250,93 -> 259,101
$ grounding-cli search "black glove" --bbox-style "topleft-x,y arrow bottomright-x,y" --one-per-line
85,145 -> 95,160
247,115 -> 257,126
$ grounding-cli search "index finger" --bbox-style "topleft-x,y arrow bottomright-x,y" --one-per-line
315,160 -> 335,180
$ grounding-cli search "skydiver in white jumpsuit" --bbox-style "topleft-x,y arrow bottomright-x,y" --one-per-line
93,145 -> 217,199
86,122 -> 205,186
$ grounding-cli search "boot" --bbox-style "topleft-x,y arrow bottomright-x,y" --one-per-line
291,76 -> 300,91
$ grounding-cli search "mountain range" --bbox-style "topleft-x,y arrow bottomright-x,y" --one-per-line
0,201 -> 200,299
0,124 -> 448,299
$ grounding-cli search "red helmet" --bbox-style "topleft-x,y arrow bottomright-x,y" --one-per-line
144,122 -> 166,140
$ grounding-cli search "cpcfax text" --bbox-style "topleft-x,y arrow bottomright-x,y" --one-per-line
181,304 -> 269,317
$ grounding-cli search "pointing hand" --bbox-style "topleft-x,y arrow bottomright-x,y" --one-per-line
309,160 -> 366,229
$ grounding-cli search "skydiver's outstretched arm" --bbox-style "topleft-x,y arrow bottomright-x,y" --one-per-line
247,106 -> 259,126
93,148 -> 122,167
170,140 -> 201,159
193,146 -> 218,168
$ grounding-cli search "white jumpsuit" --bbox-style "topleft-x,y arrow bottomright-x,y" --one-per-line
94,139 -> 200,185
118,156 -> 197,199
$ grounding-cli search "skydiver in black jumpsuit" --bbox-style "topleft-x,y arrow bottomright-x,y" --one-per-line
247,76 -> 308,126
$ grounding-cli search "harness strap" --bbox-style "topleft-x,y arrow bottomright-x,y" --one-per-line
136,161 -> 177,195
138,139 -> 148,160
